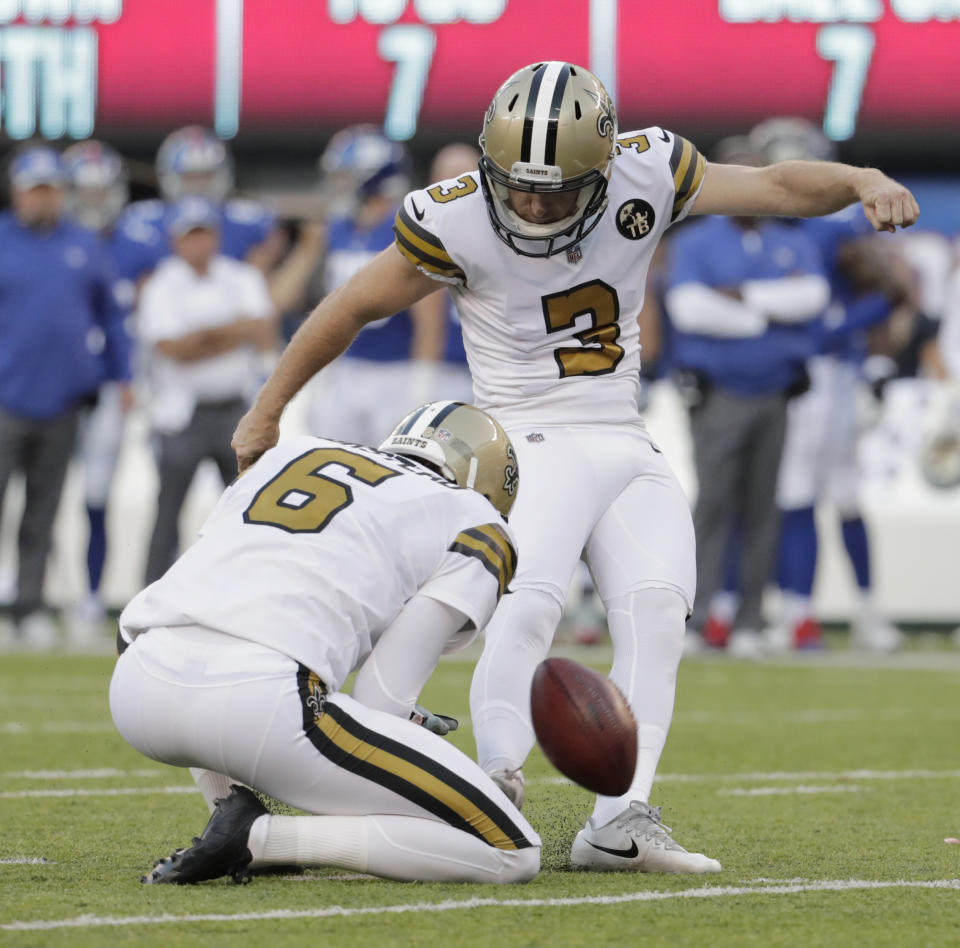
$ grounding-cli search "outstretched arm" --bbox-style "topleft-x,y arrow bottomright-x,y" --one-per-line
232,244 -> 439,471
691,160 -> 919,232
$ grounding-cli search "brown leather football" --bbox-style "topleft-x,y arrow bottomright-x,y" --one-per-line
530,657 -> 637,796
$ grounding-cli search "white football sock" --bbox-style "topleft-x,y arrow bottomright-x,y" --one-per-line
247,813 -> 539,884
470,588 -> 562,773
189,768 -> 235,814
590,587 -> 685,827
779,590 -> 812,628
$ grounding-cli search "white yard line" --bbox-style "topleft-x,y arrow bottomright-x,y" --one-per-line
720,785 -> 865,796
0,786 -> 195,799
4,879 -> 960,931
4,768 -> 958,797
1,722 -> 115,734
533,768 -> 960,788
3,768 -> 162,779
0,857 -> 53,865
672,708 -> 960,724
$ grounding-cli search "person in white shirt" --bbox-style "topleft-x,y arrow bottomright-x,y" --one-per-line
110,400 -> 538,885
138,196 -> 276,583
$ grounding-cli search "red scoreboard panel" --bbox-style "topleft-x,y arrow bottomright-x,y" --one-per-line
1,1 -> 958,146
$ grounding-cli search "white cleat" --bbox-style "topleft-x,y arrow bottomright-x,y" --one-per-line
727,628 -> 763,659
18,611 -> 59,651
488,768 -> 525,810
570,801 -> 721,874
851,616 -> 904,653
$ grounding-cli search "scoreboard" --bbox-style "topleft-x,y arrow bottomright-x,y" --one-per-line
1,0 -> 959,151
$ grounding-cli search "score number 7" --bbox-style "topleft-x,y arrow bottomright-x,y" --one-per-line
816,24 -> 875,142
378,24 -> 437,141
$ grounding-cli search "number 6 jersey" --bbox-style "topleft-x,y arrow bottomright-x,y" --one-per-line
393,128 -> 706,430
119,435 -> 517,692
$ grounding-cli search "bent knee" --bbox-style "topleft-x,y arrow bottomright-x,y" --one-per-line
498,845 -> 540,884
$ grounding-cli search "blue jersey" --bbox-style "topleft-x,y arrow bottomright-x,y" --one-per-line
324,210 -> 414,362
443,294 -> 467,365
116,197 -> 275,279
796,208 -> 890,362
666,216 -> 825,396
0,213 -> 130,420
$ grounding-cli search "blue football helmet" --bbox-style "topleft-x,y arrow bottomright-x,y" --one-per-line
62,140 -> 128,232
318,124 -> 411,217
156,126 -> 233,202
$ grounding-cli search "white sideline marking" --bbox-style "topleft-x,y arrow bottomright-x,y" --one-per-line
4,769 -> 161,780
721,785 -> 865,797
0,857 -> 53,865
4,879 -> 960,931
0,786 -> 195,799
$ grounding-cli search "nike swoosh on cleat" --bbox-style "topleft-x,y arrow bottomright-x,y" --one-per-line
587,839 -> 639,859
411,200 -> 425,221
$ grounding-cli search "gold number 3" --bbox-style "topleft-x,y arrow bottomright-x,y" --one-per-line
244,448 -> 399,533
541,279 -> 624,378
427,174 -> 478,204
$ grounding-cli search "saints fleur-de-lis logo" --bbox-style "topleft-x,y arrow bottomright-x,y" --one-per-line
585,89 -> 617,141
503,447 -> 519,497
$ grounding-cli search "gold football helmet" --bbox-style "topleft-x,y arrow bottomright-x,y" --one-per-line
379,401 -> 519,518
479,61 -> 617,257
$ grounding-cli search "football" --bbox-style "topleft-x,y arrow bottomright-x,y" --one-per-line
530,657 -> 637,796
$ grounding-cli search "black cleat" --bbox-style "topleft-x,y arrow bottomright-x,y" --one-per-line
142,785 -> 268,885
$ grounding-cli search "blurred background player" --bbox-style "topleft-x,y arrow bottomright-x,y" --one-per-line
664,135 -> 829,656
0,145 -> 130,648
750,118 -> 909,652
61,140 -> 139,644
119,125 -> 279,280
137,197 -> 277,584
306,125 -> 445,445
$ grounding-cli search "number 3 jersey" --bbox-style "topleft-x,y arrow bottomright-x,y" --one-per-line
393,129 -> 705,430
119,435 -> 516,692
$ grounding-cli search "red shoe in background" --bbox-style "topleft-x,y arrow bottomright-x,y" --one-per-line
793,617 -> 824,650
702,615 -> 732,649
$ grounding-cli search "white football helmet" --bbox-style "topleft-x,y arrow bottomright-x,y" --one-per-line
379,401 -> 519,518
156,126 -> 233,202
318,124 -> 411,219
749,117 -> 837,164
62,140 -> 129,233
479,61 -> 617,257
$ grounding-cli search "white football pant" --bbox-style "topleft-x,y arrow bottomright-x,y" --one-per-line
110,625 -> 539,884
777,355 -> 861,516
470,423 -> 695,826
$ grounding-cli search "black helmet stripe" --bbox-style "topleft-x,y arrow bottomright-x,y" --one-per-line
425,400 -> 462,429
543,63 -> 571,166
520,62 -> 570,166
520,64 -> 546,163
397,403 -> 434,435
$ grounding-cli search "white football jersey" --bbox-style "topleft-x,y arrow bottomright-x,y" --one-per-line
394,129 -> 705,429
119,435 -> 516,692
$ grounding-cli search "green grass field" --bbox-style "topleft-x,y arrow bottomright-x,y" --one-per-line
2,640 -> 960,947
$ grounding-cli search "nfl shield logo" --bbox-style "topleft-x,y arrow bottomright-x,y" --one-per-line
566,244 -> 582,263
